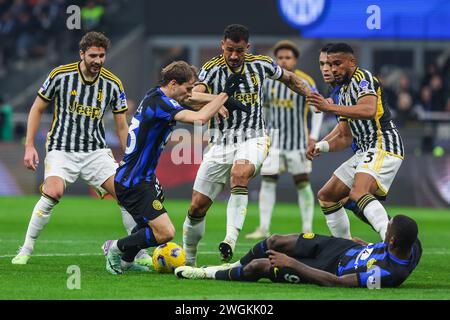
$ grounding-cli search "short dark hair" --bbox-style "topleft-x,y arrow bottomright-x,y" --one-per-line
327,43 -> 354,55
320,43 -> 334,53
223,24 -> 249,43
160,61 -> 198,86
79,31 -> 110,52
391,215 -> 418,250
273,40 -> 300,58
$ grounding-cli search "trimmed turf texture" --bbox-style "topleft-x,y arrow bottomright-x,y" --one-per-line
0,196 -> 449,300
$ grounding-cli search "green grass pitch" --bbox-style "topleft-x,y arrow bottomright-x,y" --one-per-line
0,196 -> 449,300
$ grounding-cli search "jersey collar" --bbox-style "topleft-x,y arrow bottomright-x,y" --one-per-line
387,249 -> 411,265
343,67 -> 360,90
225,56 -> 246,74
77,61 -> 101,85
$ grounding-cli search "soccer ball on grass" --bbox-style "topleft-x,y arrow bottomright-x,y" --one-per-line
152,242 -> 186,273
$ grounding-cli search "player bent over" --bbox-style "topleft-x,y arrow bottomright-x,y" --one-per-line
102,61 -> 245,274
306,43 -> 404,241
176,215 -> 422,288
12,32 -> 150,266
315,43 -> 387,230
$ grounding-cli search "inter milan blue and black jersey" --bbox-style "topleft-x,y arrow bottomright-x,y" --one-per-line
337,239 -> 422,288
115,87 -> 184,187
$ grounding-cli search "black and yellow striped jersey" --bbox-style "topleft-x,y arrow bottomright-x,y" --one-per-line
37,61 -> 127,152
264,69 -> 321,151
338,67 -> 404,158
197,53 -> 283,144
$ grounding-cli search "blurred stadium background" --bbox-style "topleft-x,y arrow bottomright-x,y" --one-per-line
0,0 -> 449,209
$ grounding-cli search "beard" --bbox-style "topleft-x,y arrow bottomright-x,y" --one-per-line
84,61 -> 102,75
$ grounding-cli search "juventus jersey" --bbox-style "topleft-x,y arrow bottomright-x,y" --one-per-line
197,53 -> 283,144
37,61 -> 128,152
338,67 -> 404,158
264,69 -> 318,151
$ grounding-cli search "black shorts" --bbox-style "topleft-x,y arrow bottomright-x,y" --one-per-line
115,175 -> 166,227
269,233 -> 359,284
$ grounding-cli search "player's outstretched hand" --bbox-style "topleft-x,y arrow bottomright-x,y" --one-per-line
224,97 -> 250,114
217,106 -> 229,120
307,92 -> 329,112
267,249 -> 295,268
306,142 -> 319,160
223,74 -> 244,96
24,145 -> 39,171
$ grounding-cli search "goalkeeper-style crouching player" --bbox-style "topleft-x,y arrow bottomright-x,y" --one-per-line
103,61 -> 247,274
176,215 -> 421,288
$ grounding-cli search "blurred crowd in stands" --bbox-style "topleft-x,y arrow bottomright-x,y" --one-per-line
0,0 -> 448,147
0,0 -> 108,76
379,53 -> 450,127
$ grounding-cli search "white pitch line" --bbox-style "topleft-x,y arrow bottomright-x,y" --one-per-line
0,251 -> 245,258
1,250 -> 449,258
0,239 -> 253,247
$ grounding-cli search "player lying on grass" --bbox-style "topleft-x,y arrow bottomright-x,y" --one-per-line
175,214 -> 421,288
103,61 -> 246,274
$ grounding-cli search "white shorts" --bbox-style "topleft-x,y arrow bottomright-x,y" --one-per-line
334,148 -> 403,196
44,149 -> 118,191
260,148 -> 312,176
193,136 -> 270,200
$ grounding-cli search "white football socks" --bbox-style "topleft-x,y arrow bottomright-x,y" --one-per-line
297,182 -> 314,233
21,196 -> 58,255
321,203 -> 351,239
258,179 -> 276,232
224,186 -> 248,249
120,206 -> 137,235
183,215 -> 206,266
357,194 -> 389,241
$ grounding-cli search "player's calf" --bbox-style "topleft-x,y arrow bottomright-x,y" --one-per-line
183,193 -> 211,266
214,259 -> 270,282
355,194 -> 389,240
222,162 -> 254,261
294,176 -> 314,233
12,184 -> 61,264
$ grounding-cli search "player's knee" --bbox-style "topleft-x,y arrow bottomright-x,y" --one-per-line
230,165 -> 253,187
266,234 -> 284,250
230,174 -> 250,187
154,225 -> 175,244
294,174 -> 309,186
349,189 -> 365,202
188,202 -> 207,218
244,259 -> 270,275
42,188 -> 63,201
317,186 -> 331,203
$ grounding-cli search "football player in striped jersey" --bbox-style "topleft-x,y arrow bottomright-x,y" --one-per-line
246,40 -> 323,239
183,24 -> 315,265
307,43 -> 404,241
12,32 -> 151,266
